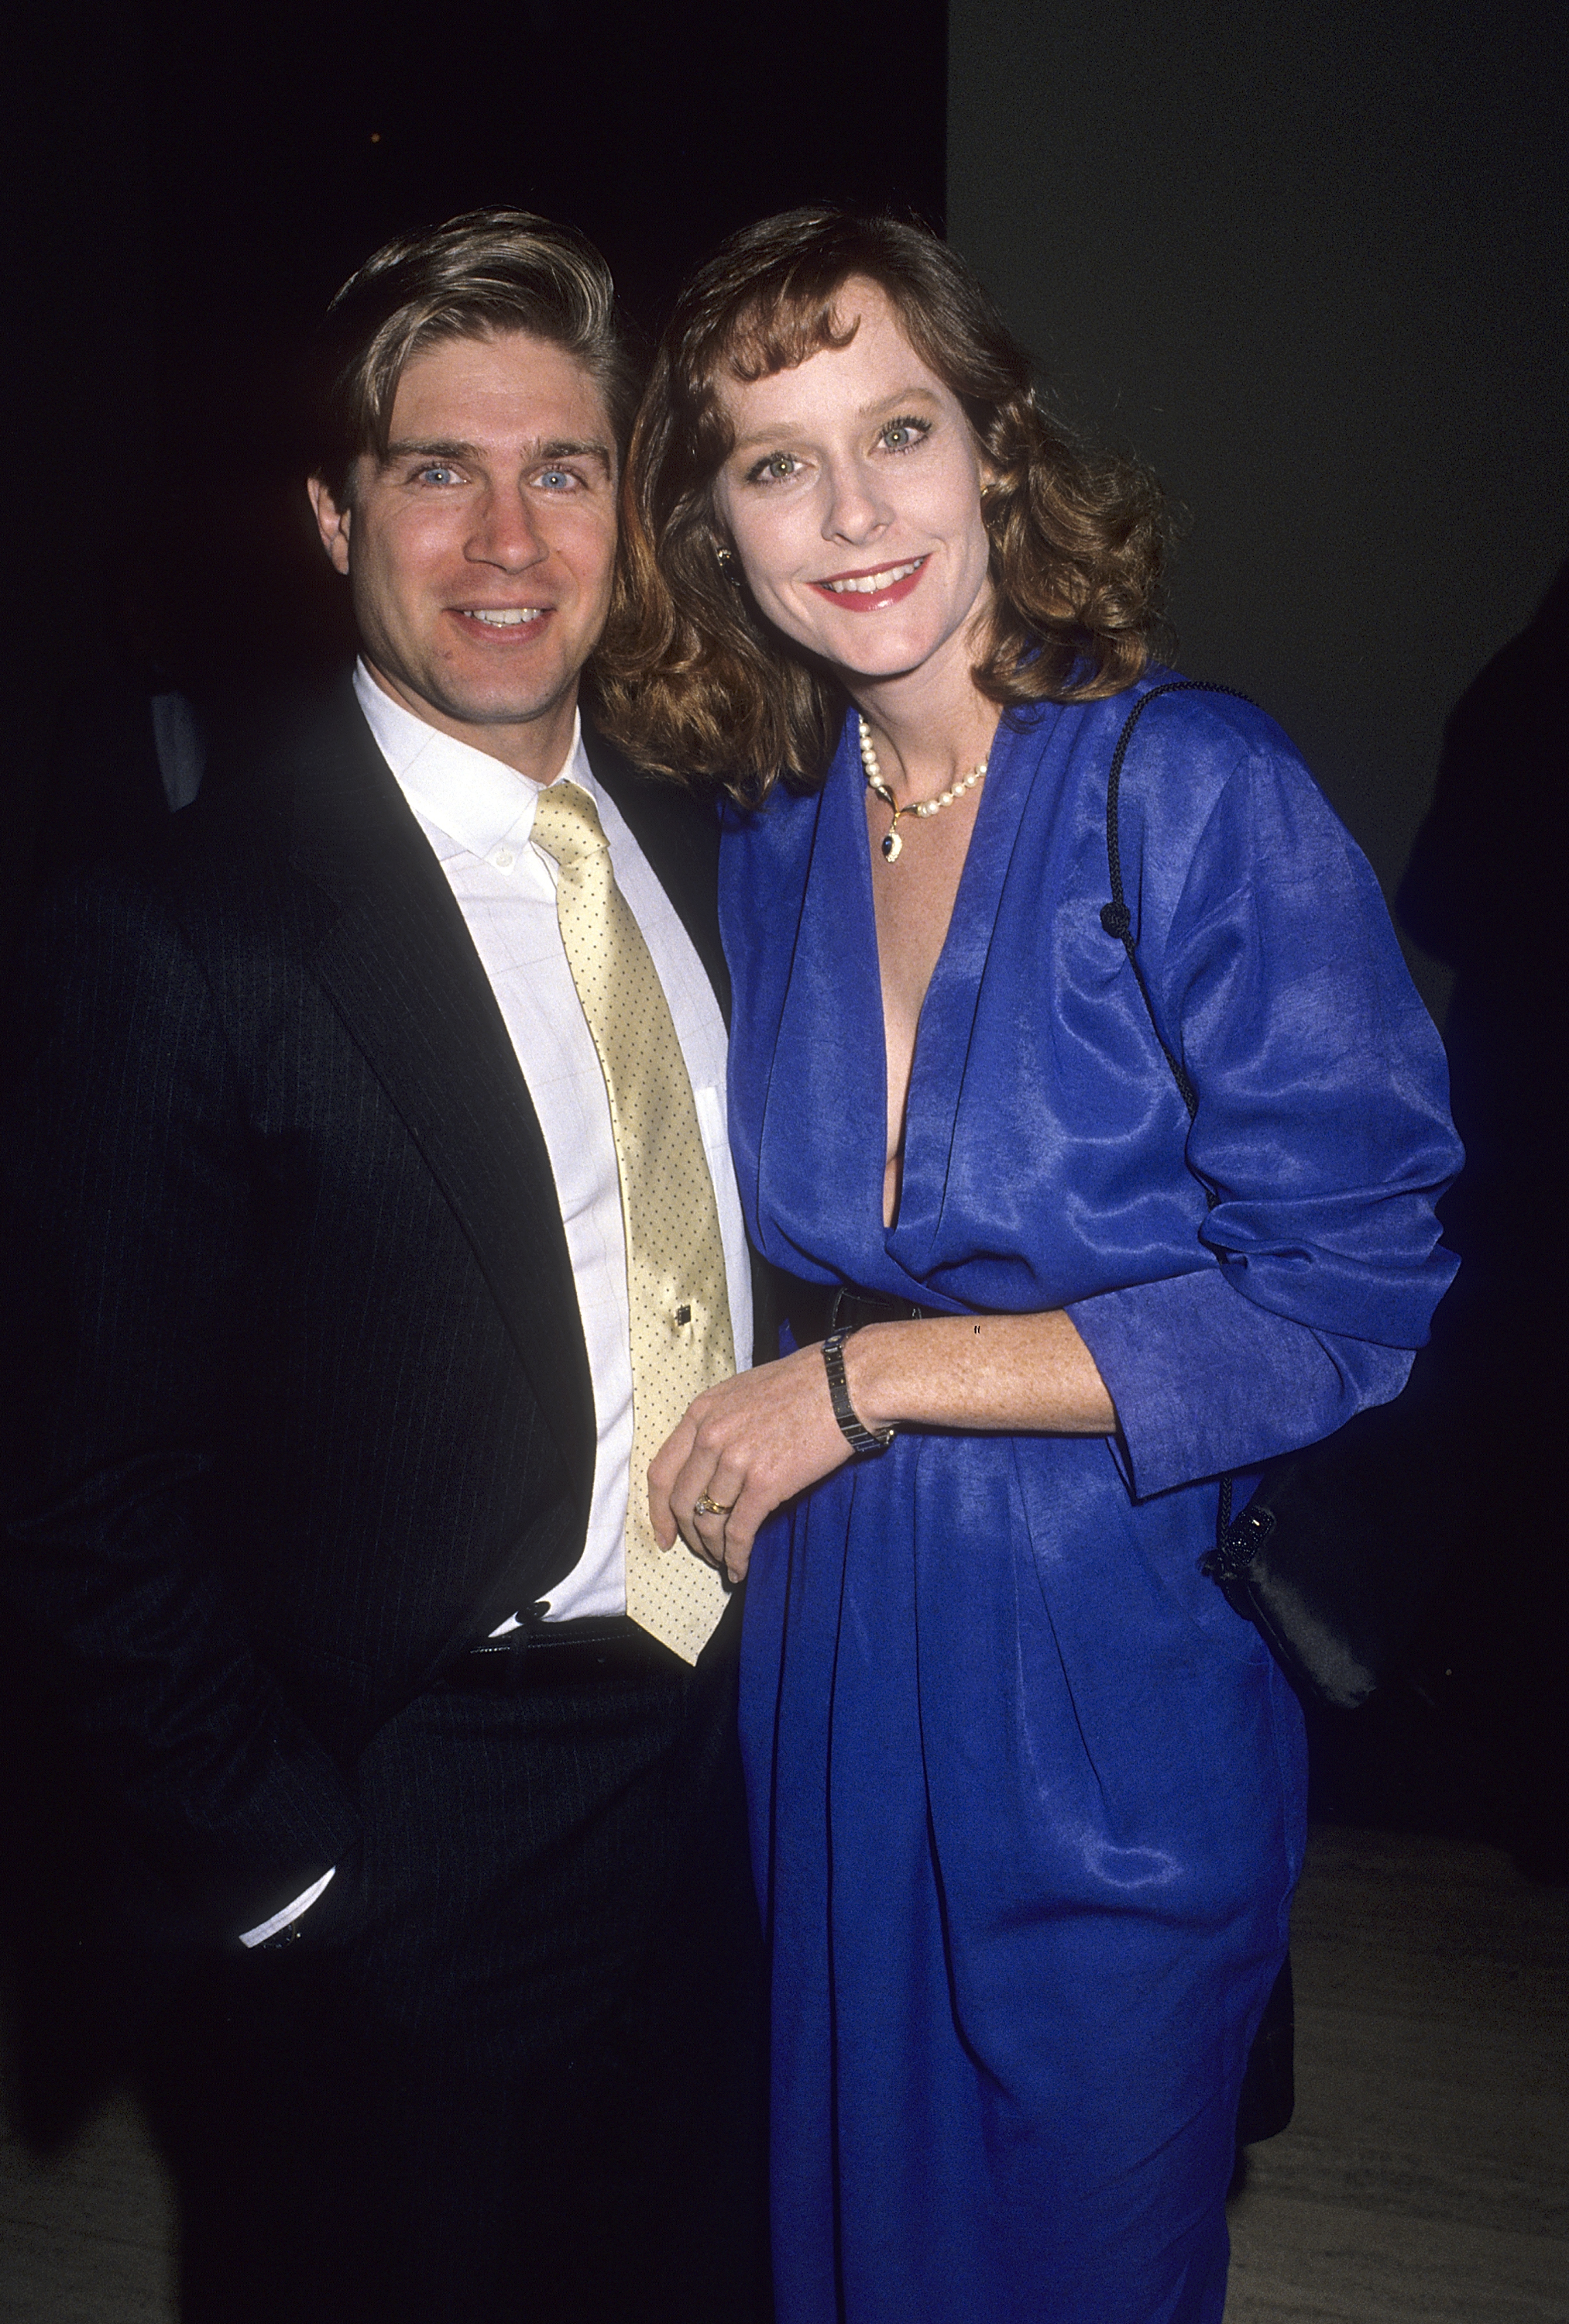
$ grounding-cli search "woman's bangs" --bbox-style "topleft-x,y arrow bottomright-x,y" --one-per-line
717,283 -> 860,389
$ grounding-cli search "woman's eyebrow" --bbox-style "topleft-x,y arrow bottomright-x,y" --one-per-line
729,422 -> 804,456
854,387 -> 942,416
729,387 -> 941,456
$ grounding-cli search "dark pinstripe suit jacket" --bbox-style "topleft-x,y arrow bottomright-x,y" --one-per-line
1,679 -> 740,1937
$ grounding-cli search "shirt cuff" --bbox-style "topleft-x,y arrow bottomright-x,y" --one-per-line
238,1866 -> 336,1948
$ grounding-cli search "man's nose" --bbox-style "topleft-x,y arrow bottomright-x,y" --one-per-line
465,488 -> 549,569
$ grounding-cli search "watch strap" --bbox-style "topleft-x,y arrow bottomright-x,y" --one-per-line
822,1327 -> 897,1454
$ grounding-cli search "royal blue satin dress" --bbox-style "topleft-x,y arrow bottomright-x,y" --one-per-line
719,684 -> 1460,2324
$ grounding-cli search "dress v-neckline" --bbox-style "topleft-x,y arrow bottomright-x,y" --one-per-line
844,706 -> 1049,1259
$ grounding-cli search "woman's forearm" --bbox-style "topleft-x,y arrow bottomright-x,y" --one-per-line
841,1311 -> 1118,1439
649,1308 -> 1117,1580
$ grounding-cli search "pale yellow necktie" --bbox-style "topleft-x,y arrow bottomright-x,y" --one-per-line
531,780 -> 736,1664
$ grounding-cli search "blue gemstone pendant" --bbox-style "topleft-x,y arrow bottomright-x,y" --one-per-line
882,830 -> 901,861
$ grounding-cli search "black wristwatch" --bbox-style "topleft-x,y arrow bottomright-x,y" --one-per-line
822,1328 -> 897,1454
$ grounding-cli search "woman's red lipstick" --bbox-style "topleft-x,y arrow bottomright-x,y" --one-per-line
807,555 -> 928,612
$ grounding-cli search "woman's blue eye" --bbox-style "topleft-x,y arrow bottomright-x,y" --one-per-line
881,418 -> 929,452
748,452 -> 798,484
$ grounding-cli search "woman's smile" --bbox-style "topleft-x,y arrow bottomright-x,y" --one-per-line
807,554 -> 929,609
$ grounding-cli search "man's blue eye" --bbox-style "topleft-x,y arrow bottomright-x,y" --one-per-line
538,469 -> 573,490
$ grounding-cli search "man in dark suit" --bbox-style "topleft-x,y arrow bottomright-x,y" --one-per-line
2,211 -> 768,2323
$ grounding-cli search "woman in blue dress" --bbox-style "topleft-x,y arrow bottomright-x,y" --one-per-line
599,210 -> 1460,2323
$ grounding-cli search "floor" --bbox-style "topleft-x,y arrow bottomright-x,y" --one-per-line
0,2091 -> 173,2324
1224,1827 -> 1568,2323
2,1828 -> 1564,2322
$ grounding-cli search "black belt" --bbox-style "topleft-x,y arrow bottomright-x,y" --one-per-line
778,1276 -> 949,1346
446,1615 -> 685,1690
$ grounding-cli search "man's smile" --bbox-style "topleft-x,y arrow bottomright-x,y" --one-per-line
447,603 -> 555,637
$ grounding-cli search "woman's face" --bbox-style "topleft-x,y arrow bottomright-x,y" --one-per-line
710,279 -> 994,688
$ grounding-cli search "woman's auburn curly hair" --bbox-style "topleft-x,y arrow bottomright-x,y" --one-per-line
591,208 -> 1170,801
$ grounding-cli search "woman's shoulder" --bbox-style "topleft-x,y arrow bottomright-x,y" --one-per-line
1045,671 -> 1303,780
719,715 -> 860,842
1005,672 -> 1382,964
1040,671 -> 1337,852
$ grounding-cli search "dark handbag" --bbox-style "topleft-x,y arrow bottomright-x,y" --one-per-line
1101,682 -> 1442,1710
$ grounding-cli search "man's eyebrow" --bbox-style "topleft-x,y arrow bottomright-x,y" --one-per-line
383,438 -> 482,465
727,389 -> 941,457
382,436 -> 614,471
534,438 -> 614,469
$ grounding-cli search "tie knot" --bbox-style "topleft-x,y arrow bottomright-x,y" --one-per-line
530,779 -> 609,869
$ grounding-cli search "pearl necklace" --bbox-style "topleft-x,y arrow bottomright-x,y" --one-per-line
858,715 -> 988,863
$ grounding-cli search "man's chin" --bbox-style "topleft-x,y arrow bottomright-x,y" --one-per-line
439,688 -> 573,730
371,656 -> 579,737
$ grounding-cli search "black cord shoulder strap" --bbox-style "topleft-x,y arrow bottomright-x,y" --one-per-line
1098,680 -> 1256,1143
1099,679 -> 1258,1546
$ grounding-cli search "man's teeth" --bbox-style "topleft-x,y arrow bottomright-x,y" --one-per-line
822,559 -> 922,596
467,607 -> 544,626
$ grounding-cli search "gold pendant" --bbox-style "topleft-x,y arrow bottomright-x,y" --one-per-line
881,827 -> 902,861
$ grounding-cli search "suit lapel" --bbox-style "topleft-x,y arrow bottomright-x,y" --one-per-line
287,686 -> 597,1510
585,723 -> 730,1025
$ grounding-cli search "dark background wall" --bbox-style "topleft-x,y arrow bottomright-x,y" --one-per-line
948,2 -> 1568,1865
948,0 -> 1568,1018
3,0 -> 946,923
11,0 -> 1564,1009
0,0 -> 949,2139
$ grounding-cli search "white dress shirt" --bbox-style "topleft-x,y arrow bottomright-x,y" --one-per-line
352,662 -> 750,1622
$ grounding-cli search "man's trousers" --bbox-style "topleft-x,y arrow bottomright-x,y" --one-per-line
139,1608 -> 771,2324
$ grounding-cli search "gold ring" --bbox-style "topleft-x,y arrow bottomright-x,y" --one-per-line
693,1493 -> 734,1520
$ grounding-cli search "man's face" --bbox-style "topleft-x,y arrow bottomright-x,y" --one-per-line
309,329 -> 619,773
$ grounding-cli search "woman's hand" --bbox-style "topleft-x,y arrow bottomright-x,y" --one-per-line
649,1343 -> 853,1583
649,1310 -> 1116,1583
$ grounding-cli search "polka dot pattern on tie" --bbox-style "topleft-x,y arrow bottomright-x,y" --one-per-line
531,781 -> 736,1664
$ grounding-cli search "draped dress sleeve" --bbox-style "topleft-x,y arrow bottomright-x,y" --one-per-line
1061,689 -> 1462,1494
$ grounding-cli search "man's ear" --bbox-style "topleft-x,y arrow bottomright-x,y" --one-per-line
307,475 -> 353,576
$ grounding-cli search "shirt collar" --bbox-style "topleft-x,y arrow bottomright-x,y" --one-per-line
352,658 -> 595,859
